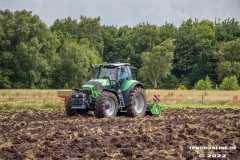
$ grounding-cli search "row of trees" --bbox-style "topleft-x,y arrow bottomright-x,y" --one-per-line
0,10 -> 101,89
0,9 -> 240,89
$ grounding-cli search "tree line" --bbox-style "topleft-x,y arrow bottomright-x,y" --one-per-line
0,9 -> 240,90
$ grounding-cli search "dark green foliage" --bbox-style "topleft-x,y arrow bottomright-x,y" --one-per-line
0,9 -> 240,89
0,10 -> 60,88
173,19 -> 217,88
214,38 -> 240,82
160,75 -> 179,89
215,18 -> 240,42
52,40 -> 101,88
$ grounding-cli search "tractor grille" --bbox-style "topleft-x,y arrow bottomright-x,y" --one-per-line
71,93 -> 87,109
83,90 -> 91,96
72,98 -> 85,105
72,93 -> 86,98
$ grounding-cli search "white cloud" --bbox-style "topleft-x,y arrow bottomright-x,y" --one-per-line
0,0 -> 239,27
31,0 -> 42,4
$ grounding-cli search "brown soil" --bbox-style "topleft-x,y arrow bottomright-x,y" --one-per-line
0,108 -> 239,160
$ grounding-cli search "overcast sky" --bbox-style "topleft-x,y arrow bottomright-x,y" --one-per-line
0,0 -> 240,27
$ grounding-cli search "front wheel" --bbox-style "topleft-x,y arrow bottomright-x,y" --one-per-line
94,92 -> 118,118
126,87 -> 147,117
65,95 -> 77,116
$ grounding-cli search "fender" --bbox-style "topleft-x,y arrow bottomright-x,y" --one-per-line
121,80 -> 144,106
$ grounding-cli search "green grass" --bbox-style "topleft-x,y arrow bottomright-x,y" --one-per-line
0,89 -> 65,110
161,102 -> 240,109
42,101 -> 64,109
0,89 -> 240,110
146,89 -> 240,109
0,101 -> 64,110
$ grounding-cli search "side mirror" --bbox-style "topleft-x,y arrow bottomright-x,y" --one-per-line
132,73 -> 136,80
89,64 -> 95,79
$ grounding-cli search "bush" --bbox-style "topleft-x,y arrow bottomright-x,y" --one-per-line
219,76 -> 239,90
195,76 -> 213,90
160,75 -> 179,89
179,85 -> 187,90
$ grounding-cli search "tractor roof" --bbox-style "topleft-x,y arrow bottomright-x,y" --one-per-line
100,62 -> 130,67
99,62 -> 137,69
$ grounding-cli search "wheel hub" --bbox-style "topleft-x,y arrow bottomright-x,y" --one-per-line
105,97 -> 115,116
134,94 -> 144,114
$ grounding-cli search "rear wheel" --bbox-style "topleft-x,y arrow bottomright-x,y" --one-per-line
95,92 -> 118,118
126,87 -> 147,117
65,95 -> 77,116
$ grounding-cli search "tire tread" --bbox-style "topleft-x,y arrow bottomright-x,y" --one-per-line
126,87 -> 147,117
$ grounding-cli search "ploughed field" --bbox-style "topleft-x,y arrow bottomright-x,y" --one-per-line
0,108 -> 239,160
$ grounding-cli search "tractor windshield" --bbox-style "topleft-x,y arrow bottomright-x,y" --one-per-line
98,67 -> 118,80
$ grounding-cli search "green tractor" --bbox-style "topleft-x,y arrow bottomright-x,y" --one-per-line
63,62 -> 163,118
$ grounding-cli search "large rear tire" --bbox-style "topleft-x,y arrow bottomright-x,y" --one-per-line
94,92 -> 118,118
65,95 -> 77,116
126,87 -> 147,117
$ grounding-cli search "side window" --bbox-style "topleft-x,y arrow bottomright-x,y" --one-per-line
118,67 -> 128,80
126,66 -> 133,79
110,68 -> 117,80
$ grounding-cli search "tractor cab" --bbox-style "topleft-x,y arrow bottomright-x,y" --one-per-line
97,63 -> 134,90
98,63 -> 134,79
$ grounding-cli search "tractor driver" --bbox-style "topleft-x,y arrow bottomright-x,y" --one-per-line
119,67 -> 127,83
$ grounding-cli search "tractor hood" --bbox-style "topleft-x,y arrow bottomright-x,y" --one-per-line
82,79 -> 110,91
